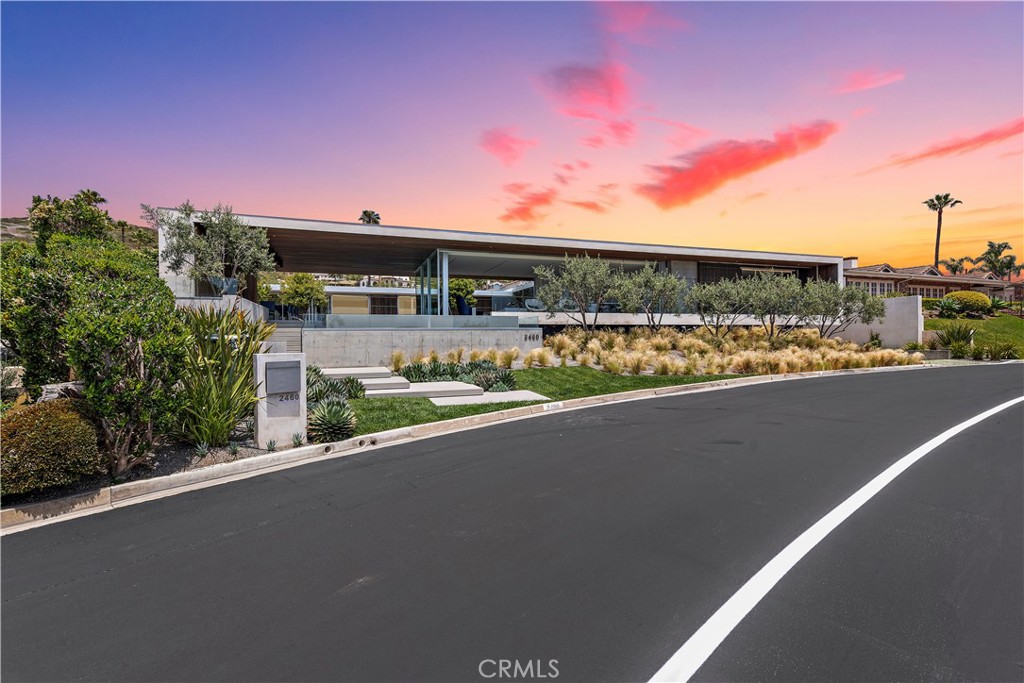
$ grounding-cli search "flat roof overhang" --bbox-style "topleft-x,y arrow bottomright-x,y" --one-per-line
215,212 -> 846,277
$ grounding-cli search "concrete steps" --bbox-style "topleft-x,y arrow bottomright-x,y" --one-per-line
365,381 -> 484,399
323,366 -> 393,380
360,376 -> 411,391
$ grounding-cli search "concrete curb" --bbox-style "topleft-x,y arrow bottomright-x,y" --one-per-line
1,364 -> 940,535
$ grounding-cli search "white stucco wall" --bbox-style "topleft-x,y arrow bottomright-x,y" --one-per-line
840,296 -> 922,348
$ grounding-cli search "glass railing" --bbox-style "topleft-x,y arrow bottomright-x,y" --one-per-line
324,314 -> 536,329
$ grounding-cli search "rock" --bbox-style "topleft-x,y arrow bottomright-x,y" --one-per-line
37,381 -> 86,402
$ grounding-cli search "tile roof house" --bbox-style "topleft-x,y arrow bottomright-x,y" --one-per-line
842,260 -> 1010,298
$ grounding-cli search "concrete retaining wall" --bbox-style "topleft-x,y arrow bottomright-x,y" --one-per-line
301,328 -> 543,366
841,296 -> 922,348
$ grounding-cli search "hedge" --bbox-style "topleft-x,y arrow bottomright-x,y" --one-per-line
0,399 -> 103,496
944,290 -> 991,313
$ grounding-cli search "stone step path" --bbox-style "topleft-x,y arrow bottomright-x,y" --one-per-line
323,366 -> 393,380
360,376 -> 411,391
365,381 -> 484,399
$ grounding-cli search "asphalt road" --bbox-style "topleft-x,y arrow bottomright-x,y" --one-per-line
2,365 -> 1022,683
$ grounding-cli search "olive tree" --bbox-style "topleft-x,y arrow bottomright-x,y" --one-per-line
142,201 -> 276,296
745,272 -> 807,338
614,263 -> 687,330
684,278 -> 750,337
533,254 -> 617,335
803,280 -> 885,338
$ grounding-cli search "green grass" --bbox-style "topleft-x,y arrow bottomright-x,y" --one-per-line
349,367 -> 735,436
925,314 -> 1024,354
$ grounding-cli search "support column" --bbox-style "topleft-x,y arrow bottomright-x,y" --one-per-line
441,251 -> 450,316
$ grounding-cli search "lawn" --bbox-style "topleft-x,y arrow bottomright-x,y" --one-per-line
925,314 -> 1024,355
349,367 -> 737,436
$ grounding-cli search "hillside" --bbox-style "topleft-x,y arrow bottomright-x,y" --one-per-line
1,217 -> 158,250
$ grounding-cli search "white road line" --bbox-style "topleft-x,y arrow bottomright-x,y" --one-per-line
649,395 -> 1024,683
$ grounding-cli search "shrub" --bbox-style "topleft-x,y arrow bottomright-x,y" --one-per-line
1,236 -> 158,398
944,290 -> 991,314
934,322 -> 975,347
61,273 -> 188,475
986,342 -> 1020,360
948,341 -> 970,359
307,398 -> 357,443
903,341 -> 924,351
1,399 -> 103,496
921,298 -> 942,311
970,345 -> 987,361
177,307 -> 274,447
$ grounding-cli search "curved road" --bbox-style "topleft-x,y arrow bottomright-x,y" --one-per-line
2,365 -> 1022,682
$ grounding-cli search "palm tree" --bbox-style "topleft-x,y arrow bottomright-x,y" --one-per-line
923,193 -> 963,268
938,256 -> 973,275
970,241 -> 1014,279
359,210 -> 381,225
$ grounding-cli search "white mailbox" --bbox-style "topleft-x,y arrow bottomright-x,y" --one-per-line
254,353 -> 306,449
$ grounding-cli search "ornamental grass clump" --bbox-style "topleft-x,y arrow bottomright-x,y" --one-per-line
545,333 -> 576,357
599,352 -> 625,375
390,350 -> 406,372
498,347 -> 520,369
445,347 -> 465,364
624,351 -> 651,375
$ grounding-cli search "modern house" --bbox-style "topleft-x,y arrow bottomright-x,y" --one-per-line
157,211 -> 926,360
842,260 -> 1010,299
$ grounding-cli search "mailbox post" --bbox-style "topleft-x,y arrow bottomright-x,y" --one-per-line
253,353 -> 306,449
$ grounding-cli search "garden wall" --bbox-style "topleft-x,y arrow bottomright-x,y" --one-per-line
841,296 -> 922,348
301,328 -> 543,367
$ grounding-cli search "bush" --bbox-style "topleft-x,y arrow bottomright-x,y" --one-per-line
944,290 -> 991,314
0,399 -> 103,496
921,298 -> 942,311
986,342 -> 1020,360
307,398 -> 357,443
177,307 -> 275,446
934,322 -> 975,347
61,275 -> 188,475
948,341 -> 971,359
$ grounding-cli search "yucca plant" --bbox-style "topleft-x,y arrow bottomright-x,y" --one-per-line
935,322 -> 974,347
178,307 -> 275,446
307,398 -> 357,444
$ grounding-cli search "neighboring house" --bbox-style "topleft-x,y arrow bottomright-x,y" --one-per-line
843,260 -> 1010,299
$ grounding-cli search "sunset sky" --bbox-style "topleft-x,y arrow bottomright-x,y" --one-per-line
2,1 -> 1022,266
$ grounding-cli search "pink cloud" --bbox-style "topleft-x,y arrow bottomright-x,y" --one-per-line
544,61 -> 630,118
880,118 -> 1024,168
637,121 -> 841,208
577,160 -> 592,170
597,2 -> 688,43
645,117 -> 709,148
479,127 -> 538,166
851,106 -> 875,119
836,68 -> 905,94
500,184 -> 559,223
604,119 -> 636,145
564,200 -> 607,213
581,134 -> 606,148
554,173 -> 573,186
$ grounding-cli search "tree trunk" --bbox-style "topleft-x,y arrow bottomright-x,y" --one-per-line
933,209 -> 943,268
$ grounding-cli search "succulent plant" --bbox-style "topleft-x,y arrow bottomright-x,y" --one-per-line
292,433 -> 305,448
307,398 -> 357,444
265,439 -> 277,452
338,375 -> 366,399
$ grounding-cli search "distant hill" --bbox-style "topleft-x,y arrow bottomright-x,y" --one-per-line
1,217 -> 158,250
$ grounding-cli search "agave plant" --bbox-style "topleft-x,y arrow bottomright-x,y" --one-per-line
337,375 -> 365,399
934,298 -> 963,319
307,398 -> 357,444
